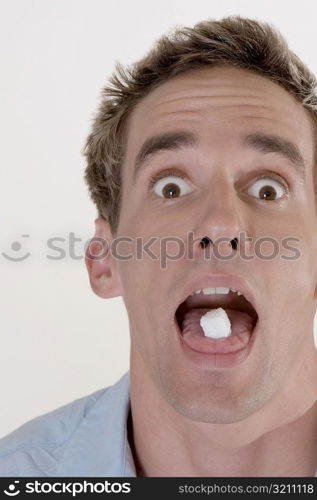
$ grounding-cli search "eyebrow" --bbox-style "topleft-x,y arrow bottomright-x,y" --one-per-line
133,130 -> 198,183
132,129 -> 306,183
242,133 -> 305,180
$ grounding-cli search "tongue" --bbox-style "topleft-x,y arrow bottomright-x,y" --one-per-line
181,308 -> 254,354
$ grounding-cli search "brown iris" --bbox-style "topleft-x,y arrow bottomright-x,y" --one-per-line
259,185 -> 277,200
163,183 -> 181,198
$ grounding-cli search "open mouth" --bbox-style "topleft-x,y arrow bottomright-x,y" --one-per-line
175,287 -> 258,356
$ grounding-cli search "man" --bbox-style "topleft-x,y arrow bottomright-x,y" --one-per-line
1,15 -> 317,477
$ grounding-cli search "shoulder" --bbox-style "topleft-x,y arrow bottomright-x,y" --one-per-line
0,372 -> 130,477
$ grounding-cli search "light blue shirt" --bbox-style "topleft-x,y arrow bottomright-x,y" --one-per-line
1,371 -> 317,477
0,371 -> 136,477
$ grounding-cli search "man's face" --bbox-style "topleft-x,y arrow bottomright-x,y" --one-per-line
115,66 -> 317,423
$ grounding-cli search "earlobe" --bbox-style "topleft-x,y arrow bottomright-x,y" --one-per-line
85,217 -> 123,299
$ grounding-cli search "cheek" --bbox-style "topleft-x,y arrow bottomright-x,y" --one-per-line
118,254 -> 164,325
262,248 -> 317,352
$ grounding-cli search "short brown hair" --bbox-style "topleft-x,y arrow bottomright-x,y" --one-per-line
83,15 -> 317,234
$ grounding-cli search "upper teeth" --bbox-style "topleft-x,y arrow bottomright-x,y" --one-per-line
190,287 -> 243,296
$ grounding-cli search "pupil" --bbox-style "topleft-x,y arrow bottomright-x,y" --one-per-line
260,185 -> 276,200
163,183 -> 180,198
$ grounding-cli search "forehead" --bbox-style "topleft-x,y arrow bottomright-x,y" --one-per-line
123,65 -> 314,177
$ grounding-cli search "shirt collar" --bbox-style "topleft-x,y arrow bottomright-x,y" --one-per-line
54,370 -> 317,477
54,371 -> 136,477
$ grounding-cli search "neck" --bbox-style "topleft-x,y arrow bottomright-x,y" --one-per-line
128,354 -> 317,477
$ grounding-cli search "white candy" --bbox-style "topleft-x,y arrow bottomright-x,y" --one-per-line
200,308 -> 231,339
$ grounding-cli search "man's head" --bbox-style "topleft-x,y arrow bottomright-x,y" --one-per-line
85,16 -> 317,427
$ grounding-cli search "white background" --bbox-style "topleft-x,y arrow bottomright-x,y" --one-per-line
1,0 -> 317,437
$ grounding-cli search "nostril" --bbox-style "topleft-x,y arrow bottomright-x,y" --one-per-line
200,237 -> 238,250
231,237 -> 238,250
200,236 -> 211,249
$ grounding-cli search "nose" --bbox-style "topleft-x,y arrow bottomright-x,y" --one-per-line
191,179 -> 251,259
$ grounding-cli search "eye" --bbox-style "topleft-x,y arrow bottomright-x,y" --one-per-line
247,176 -> 287,201
150,173 -> 192,199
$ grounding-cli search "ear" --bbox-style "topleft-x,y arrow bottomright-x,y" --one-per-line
85,217 -> 123,299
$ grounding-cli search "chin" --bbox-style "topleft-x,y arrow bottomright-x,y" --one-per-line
157,361 -> 274,425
